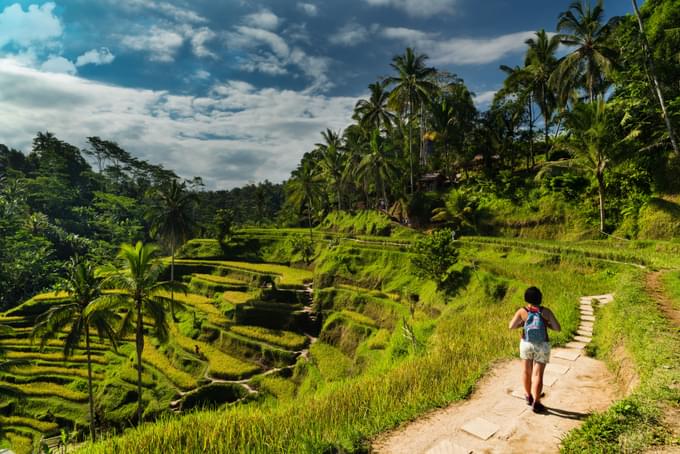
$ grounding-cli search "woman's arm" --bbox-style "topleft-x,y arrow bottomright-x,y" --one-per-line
544,308 -> 561,332
508,309 -> 525,329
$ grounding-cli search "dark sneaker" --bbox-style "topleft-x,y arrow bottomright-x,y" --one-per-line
525,394 -> 533,406
532,401 -> 547,413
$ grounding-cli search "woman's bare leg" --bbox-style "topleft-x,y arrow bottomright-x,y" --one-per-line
531,361 -> 546,403
523,359 -> 533,397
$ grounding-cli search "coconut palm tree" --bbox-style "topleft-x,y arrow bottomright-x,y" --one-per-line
146,179 -> 196,321
354,80 -> 397,132
357,129 -> 398,209
316,129 -> 345,210
553,0 -> 618,103
550,98 -> 620,232
386,48 -> 437,193
32,258 -> 120,442
524,30 -> 561,144
102,242 -> 184,423
287,159 -> 323,240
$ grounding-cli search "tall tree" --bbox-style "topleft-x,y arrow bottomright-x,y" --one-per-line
555,98 -> 621,232
315,130 -> 345,210
554,0 -> 619,103
499,64 -> 536,166
630,0 -> 679,156
525,30 -> 561,144
102,242 -> 183,422
32,258 -> 120,442
357,130 -> 398,209
354,81 -> 396,132
287,159 -> 323,240
387,48 -> 437,193
147,179 -> 196,321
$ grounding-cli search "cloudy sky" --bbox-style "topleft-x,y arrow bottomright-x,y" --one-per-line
0,0 -> 632,189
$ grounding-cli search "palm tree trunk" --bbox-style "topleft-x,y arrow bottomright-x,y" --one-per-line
337,186 -> 342,211
597,172 -> 606,233
307,197 -> 313,242
136,300 -> 144,423
170,237 -> 177,322
408,104 -> 414,194
632,0 -> 679,156
86,329 -> 95,443
528,96 -> 535,167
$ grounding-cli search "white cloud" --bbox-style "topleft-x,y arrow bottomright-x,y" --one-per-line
329,21 -> 369,46
190,27 -> 217,58
40,55 -> 77,75
193,69 -> 211,80
75,47 -> 115,67
473,90 -> 497,108
0,59 -> 357,189
363,0 -> 457,17
0,2 -> 62,48
297,2 -> 318,16
382,27 -> 538,65
115,0 -> 207,24
227,23 -> 331,91
121,26 -> 184,62
243,8 -> 280,31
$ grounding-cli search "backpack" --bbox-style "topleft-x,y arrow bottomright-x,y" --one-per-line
524,307 -> 547,343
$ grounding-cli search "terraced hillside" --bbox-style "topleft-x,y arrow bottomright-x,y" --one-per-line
3,228 -> 680,453
0,254 -> 315,453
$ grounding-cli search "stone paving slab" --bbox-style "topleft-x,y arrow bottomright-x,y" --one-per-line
577,329 -> 593,337
580,308 -> 594,314
565,341 -> 587,349
581,315 -> 596,322
543,373 -> 560,386
580,321 -> 594,328
553,349 -> 581,361
546,363 -> 570,375
574,335 -> 592,343
492,398 -> 528,417
425,439 -> 473,454
461,417 -> 499,440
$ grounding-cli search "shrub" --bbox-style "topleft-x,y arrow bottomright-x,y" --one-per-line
410,228 -> 460,291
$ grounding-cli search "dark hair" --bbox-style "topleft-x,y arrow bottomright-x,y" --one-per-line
524,286 -> 542,306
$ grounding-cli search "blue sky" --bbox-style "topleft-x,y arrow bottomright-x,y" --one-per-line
0,0 -> 632,188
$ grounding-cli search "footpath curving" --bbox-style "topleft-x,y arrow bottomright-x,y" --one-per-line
373,294 -> 618,454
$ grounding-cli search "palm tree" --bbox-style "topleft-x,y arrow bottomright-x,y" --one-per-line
357,130 -> 398,209
552,98 -> 619,232
387,48 -> 437,193
32,258 -> 120,442
287,160 -> 323,240
147,179 -> 196,321
524,30 -> 560,144
554,0 -> 618,103
354,80 -> 396,132
102,242 -> 184,423
316,129 -> 345,211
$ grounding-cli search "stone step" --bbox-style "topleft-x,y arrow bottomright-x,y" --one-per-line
574,335 -> 592,343
461,417 -> 499,440
552,349 -> 581,361
545,363 -> 570,375
565,341 -> 587,349
581,315 -> 596,322
577,329 -> 592,337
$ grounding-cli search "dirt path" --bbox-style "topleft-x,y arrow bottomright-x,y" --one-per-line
373,295 -> 619,454
645,271 -> 680,327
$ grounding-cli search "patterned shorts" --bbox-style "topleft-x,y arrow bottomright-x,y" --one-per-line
519,340 -> 551,364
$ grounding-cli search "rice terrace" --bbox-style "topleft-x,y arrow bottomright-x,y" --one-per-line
1,0 -> 680,453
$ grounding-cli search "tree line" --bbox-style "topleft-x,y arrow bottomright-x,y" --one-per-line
283,0 -> 680,234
